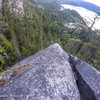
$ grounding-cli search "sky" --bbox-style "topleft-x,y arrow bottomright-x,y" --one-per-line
82,0 -> 100,7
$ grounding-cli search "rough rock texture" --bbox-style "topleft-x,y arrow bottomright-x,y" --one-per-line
0,0 -> 24,16
0,0 -> 44,17
69,54 -> 100,100
8,0 -> 24,15
0,43 -> 100,100
2,70 -> 12,82
0,43 -> 80,100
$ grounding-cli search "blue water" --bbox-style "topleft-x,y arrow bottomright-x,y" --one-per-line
65,0 -> 100,14
76,1 -> 100,13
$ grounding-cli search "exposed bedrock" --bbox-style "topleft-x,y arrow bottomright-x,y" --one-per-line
0,43 -> 80,100
0,43 -> 100,100
69,54 -> 100,100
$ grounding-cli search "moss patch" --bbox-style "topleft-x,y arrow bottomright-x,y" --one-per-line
12,64 -> 31,77
0,72 -> 5,77
0,64 -> 31,88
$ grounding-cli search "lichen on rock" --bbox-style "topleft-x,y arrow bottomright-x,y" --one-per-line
0,64 -> 31,88
0,43 -> 100,100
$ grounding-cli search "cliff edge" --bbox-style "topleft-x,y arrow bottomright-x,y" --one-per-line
0,43 -> 100,100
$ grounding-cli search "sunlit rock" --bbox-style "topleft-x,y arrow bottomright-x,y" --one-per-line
0,43 -> 80,100
69,54 -> 100,100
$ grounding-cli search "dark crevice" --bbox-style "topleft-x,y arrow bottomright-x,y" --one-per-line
76,69 -> 96,100
68,53 -> 96,100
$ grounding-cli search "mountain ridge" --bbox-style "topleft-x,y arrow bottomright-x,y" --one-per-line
0,43 -> 100,100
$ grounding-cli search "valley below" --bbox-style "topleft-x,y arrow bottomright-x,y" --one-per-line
61,4 -> 100,30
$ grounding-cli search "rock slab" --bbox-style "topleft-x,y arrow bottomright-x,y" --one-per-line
69,54 -> 100,100
0,43 -> 80,100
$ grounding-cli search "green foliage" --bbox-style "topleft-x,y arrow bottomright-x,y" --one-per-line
64,38 -> 81,54
0,57 -> 4,69
0,0 -> 100,72
73,23 -> 88,32
75,39 -> 100,71
0,36 -> 16,70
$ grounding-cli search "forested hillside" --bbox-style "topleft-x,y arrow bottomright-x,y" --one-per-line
0,0 -> 100,72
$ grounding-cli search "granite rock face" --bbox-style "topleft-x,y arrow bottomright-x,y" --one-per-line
0,43 -> 100,100
0,0 -> 44,17
0,0 -> 24,16
0,43 -> 80,100
69,54 -> 100,100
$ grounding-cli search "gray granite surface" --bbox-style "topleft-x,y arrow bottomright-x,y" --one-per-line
0,43 -> 80,100
0,43 -> 100,100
